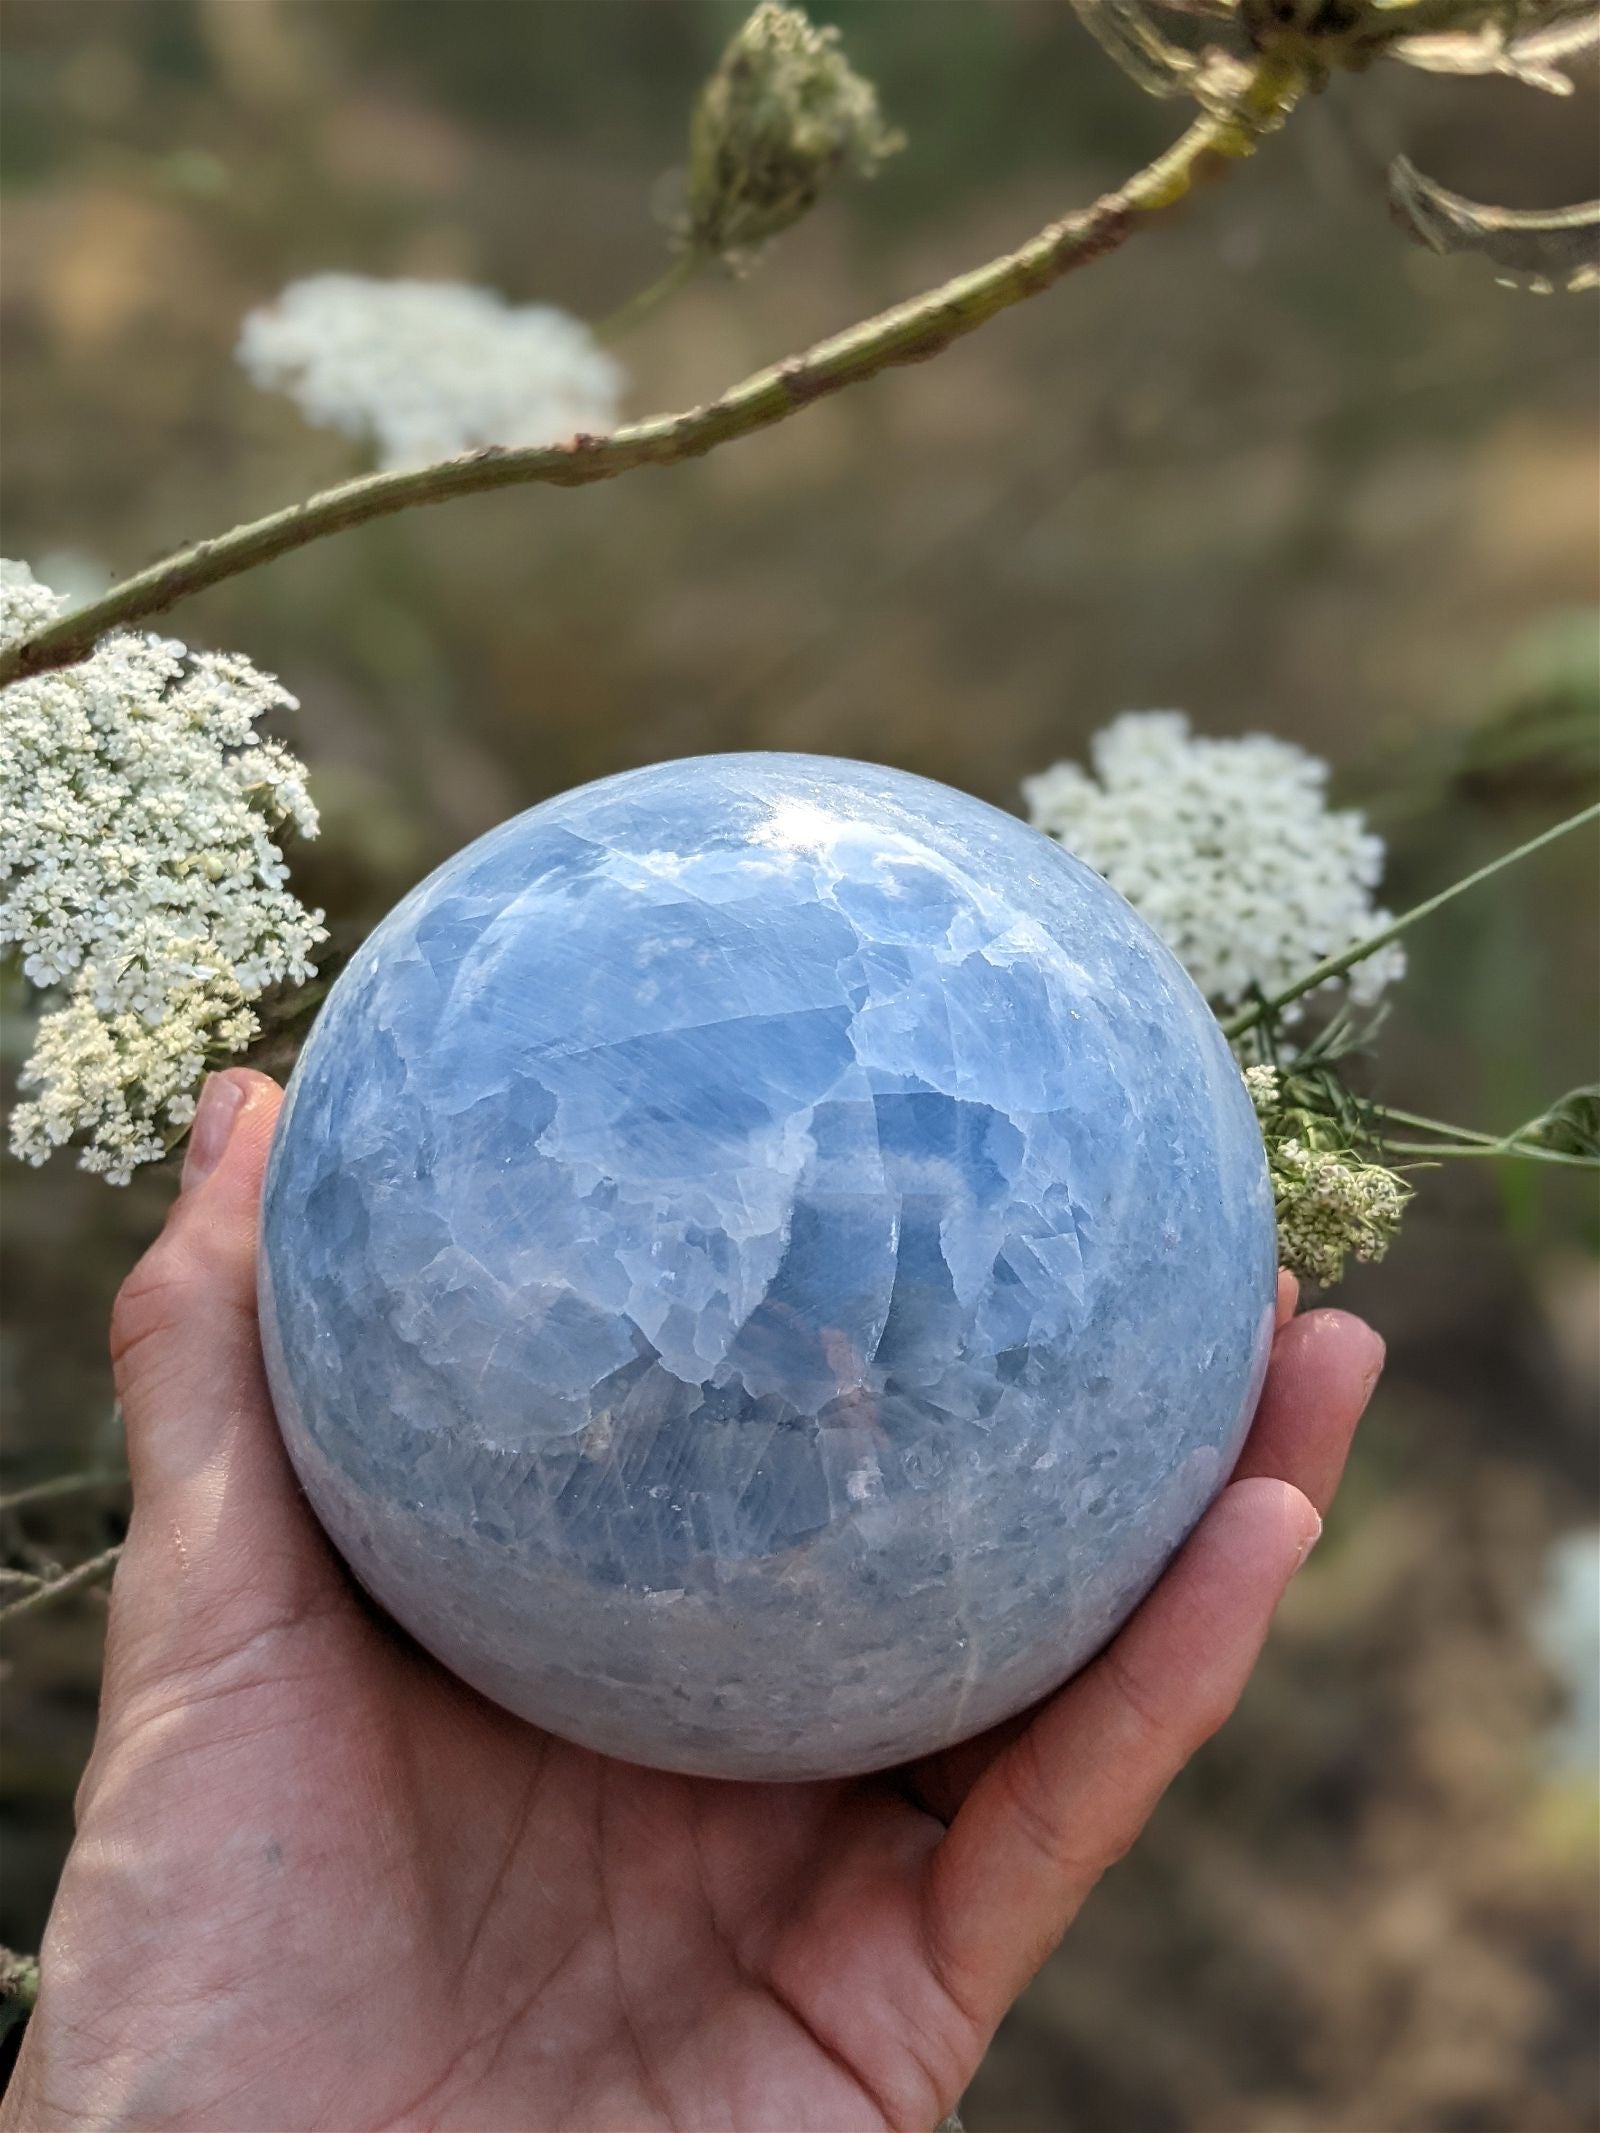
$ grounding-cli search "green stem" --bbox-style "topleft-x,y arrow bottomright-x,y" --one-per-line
1369,1104 -> 1598,1168
1380,1140 -> 1597,1167
1369,1103 -> 1502,1146
0,1542 -> 123,1623
0,59 -> 1302,687
1221,801 -> 1600,1039
593,250 -> 703,343
0,1468 -> 129,1514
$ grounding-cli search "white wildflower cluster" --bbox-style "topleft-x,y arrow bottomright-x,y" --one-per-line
1244,1062 -> 1410,1286
237,275 -> 626,472
1243,1062 -> 1283,1112
1024,712 -> 1405,1015
1,561 -> 324,1182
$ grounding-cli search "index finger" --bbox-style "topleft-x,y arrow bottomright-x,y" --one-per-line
1231,1306 -> 1384,1515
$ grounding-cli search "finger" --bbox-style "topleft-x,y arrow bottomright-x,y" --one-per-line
1231,1307 -> 1383,1515
921,1476 -> 1319,2022
103,1070 -> 342,1691
1275,1270 -> 1300,1328
112,1070 -> 286,1513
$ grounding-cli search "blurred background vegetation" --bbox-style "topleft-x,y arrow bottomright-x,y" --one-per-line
2,2 -> 1597,2126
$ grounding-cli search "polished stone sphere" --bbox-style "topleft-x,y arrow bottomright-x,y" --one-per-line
259,754 -> 1275,1780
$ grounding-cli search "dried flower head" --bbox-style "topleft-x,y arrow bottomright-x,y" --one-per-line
1024,712 -> 1405,1017
1,561 -> 324,1182
1268,1138 -> 1410,1289
684,2 -> 904,262
1244,1057 -> 1410,1286
238,275 -> 625,472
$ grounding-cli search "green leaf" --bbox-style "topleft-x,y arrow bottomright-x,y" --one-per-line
1515,1085 -> 1600,1159
1388,157 -> 1600,293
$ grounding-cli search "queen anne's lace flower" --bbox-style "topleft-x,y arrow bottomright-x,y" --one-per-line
1243,1059 -> 1410,1285
237,275 -> 626,472
1268,1138 -> 1409,1288
1,561 -> 324,1182
1024,712 -> 1405,1015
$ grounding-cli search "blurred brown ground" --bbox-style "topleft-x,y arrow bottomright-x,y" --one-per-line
1,4 -> 1597,2127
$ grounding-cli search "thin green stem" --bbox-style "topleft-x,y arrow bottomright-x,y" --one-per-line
1369,1103 -> 1502,1147
0,58 -> 1303,687
1380,1139 -> 1597,1167
1368,1104 -> 1598,1168
593,250 -> 704,343
0,1542 -> 123,1623
0,1468 -> 129,1515
1221,802 -> 1600,1040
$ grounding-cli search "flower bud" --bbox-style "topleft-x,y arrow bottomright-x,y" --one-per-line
684,2 -> 904,263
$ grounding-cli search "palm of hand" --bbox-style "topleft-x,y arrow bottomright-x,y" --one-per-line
76,1529 -> 974,2132
10,1074 -> 1380,2133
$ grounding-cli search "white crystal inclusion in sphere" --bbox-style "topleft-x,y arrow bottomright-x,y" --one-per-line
259,754 -> 1275,1780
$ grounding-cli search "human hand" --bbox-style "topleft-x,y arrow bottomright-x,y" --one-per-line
5,1068 -> 1383,2133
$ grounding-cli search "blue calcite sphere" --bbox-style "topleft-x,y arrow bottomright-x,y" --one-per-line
259,754 -> 1275,1781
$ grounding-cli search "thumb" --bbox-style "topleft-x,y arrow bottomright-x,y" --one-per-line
102,1069 -> 342,1701
112,1069 -> 285,1514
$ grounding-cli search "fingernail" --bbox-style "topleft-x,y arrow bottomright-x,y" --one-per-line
1295,1512 -> 1323,1572
182,1073 -> 246,1191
